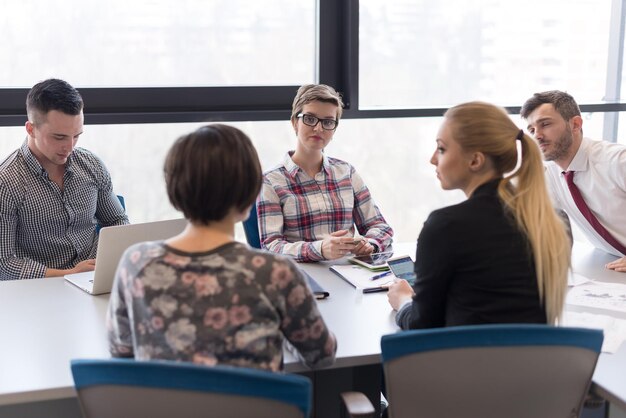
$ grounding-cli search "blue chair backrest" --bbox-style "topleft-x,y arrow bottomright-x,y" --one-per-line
71,359 -> 312,418
381,323 -> 603,362
380,324 -> 603,418
117,194 -> 125,210
243,202 -> 261,249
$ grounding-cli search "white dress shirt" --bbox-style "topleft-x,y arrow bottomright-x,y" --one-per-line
544,137 -> 626,257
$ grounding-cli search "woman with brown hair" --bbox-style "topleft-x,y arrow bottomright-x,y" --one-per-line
107,124 -> 336,371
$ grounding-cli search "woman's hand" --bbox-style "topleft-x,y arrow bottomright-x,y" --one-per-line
352,238 -> 374,256
321,230 -> 357,259
387,279 -> 415,311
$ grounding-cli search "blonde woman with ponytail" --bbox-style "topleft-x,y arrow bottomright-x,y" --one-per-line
388,101 -> 570,327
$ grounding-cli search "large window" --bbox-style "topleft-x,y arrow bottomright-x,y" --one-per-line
0,0 -> 316,88
619,113 -> 626,144
359,0 -> 612,109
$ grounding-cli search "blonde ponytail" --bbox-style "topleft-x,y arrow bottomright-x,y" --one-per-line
498,133 -> 571,324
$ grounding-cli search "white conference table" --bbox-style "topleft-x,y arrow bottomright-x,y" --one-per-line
566,244 -> 626,417
0,242 -> 625,418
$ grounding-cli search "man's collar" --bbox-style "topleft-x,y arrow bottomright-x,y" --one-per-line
20,141 -> 46,176
566,137 -> 589,172
20,140 -> 73,177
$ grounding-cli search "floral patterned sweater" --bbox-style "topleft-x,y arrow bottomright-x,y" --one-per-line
106,241 -> 336,371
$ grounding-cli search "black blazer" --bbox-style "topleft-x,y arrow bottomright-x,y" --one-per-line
396,180 -> 547,329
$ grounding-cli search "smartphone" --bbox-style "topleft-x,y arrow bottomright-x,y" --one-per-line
387,255 -> 417,285
348,251 -> 394,271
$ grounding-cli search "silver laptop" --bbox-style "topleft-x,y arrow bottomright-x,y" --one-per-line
64,218 -> 187,295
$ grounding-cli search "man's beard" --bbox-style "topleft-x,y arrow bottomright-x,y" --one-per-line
544,125 -> 573,162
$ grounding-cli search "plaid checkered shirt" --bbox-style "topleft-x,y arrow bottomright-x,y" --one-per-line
258,152 -> 393,262
0,141 -> 129,280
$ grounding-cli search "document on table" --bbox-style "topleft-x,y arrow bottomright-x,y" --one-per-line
567,281 -> 626,313
329,264 -> 395,292
568,272 -> 593,287
561,311 -> 626,354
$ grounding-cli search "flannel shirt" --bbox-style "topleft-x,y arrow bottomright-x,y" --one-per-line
258,152 -> 393,262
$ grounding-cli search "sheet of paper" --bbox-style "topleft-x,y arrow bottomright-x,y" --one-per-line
329,265 -> 395,290
566,282 -> 626,313
568,272 -> 593,287
561,311 -> 626,353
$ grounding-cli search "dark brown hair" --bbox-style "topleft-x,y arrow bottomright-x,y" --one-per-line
520,90 -> 581,121
26,78 -> 83,125
164,124 -> 262,224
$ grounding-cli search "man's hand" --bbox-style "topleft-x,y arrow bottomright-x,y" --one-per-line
45,259 -> 96,278
72,259 -> 96,273
606,256 -> 626,273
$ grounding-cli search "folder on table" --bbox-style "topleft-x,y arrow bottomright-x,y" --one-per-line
301,270 -> 330,300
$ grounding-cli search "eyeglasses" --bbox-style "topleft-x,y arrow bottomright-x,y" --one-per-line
297,113 -> 338,131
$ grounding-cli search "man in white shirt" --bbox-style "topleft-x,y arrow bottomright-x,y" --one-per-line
521,90 -> 626,272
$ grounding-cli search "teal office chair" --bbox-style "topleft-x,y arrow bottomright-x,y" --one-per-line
116,194 -> 126,211
342,324 -> 603,418
71,359 -> 312,418
242,202 -> 262,249
240,203 -> 329,298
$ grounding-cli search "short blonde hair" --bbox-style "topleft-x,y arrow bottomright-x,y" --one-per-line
290,84 -> 344,125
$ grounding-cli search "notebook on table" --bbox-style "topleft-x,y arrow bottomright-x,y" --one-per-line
329,264 -> 395,293
64,218 -> 187,295
331,254 -> 416,293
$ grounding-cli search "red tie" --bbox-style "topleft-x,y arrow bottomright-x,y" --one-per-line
564,171 -> 626,255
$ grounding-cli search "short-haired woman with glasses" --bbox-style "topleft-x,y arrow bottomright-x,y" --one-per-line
257,84 -> 393,262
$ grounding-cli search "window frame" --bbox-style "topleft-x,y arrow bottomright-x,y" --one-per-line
0,0 -> 624,140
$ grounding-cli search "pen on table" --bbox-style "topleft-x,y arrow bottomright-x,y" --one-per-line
363,286 -> 388,293
370,270 -> 392,281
